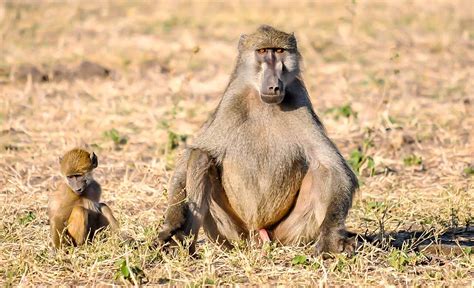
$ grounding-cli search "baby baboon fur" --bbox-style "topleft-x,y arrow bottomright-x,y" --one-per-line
48,148 -> 119,248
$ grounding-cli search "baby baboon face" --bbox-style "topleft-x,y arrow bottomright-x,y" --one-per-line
66,172 -> 90,195
59,148 -> 98,195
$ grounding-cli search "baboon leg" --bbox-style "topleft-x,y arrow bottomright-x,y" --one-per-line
273,165 -> 355,255
67,206 -> 89,246
99,203 -> 119,230
203,190 -> 249,248
272,170 -> 321,244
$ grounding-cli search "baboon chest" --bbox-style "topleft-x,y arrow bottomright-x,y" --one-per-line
220,125 -> 307,229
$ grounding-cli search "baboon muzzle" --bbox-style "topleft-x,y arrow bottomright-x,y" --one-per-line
260,66 -> 285,104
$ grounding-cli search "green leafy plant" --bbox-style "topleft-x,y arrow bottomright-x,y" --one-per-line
103,128 -> 128,146
348,129 -> 376,177
19,211 -> 36,225
403,154 -> 422,166
160,103 -> 187,152
291,254 -> 308,266
349,149 -> 375,176
463,247 -> 472,255
463,166 -> 474,176
366,200 -> 386,212
326,104 -> 358,120
331,256 -> 353,272
167,130 -> 187,151
115,258 -> 146,285
388,250 -> 409,272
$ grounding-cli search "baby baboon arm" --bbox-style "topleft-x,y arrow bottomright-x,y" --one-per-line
99,203 -> 119,230
67,206 -> 89,246
50,217 -> 66,249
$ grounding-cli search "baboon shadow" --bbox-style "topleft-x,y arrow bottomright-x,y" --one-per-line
352,226 -> 473,256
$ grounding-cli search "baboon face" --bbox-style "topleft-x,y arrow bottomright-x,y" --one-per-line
238,26 -> 300,105
59,149 -> 98,195
66,172 -> 90,195
256,48 -> 284,104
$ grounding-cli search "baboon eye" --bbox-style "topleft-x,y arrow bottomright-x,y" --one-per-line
276,48 -> 284,53
67,174 -> 81,179
257,48 -> 267,54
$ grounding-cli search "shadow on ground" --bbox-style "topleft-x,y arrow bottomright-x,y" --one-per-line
353,226 -> 473,256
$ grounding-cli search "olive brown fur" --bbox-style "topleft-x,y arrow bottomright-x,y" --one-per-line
158,25 -> 358,256
48,148 -> 119,248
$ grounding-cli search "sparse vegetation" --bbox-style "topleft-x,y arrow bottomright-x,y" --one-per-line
349,131 -> 376,177
403,154 -> 423,166
115,258 -> 147,285
326,103 -> 358,120
291,254 -> 308,266
349,148 -> 376,176
0,1 -> 472,286
18,211 -> 36,225
463,166 -> 474,176
103,128 -> 128,146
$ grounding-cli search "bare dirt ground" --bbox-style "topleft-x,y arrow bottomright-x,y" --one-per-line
0,1 -> 473,286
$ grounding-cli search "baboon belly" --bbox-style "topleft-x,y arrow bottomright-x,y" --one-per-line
221,158 -> 306,230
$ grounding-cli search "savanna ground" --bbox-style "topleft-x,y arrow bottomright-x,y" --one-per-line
0,0 -> 473,286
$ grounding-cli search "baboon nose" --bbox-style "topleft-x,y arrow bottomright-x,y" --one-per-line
268,86 -> 280,94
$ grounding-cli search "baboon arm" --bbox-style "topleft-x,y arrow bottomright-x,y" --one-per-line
158,149 -> 215,254
183,149 -> 214,232
67,206 -> 89,246
50,217 -> 66,248
305,152 -> 357,255
159,149 -> 190,240
99,203 -> 119,230
178,149 -> 215,253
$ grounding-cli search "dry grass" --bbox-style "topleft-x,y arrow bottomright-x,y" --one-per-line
0,0 -> 473,286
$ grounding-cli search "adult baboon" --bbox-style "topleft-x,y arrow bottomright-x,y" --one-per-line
158,25 -> 358,256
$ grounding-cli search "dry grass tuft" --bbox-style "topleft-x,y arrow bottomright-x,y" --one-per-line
0,1 -> 472,286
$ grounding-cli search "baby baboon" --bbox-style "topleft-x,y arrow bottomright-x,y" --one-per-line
48,148 -> 119,248
158,25 -> 358,256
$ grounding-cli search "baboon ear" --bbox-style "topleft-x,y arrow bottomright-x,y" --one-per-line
90,152 -> 98,169
238,34 -> 248,51
290,32 -> 297,48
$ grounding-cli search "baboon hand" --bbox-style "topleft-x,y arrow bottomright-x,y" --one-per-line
156,225 -> 186,249
314,231 -> 357,259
